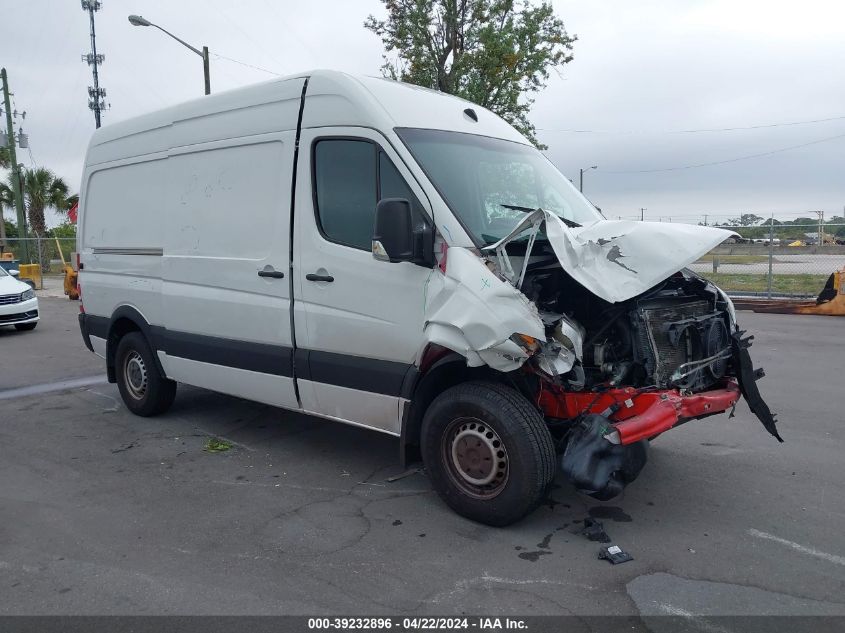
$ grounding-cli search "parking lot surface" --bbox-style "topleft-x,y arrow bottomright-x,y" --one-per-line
1,298 -> 844,616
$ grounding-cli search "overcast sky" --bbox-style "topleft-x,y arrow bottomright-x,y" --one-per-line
2,0 -> 843,226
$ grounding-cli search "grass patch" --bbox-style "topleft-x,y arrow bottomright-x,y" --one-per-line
204,437 -> 232,453
701,272 -> 828,295
695,254 -> 772,265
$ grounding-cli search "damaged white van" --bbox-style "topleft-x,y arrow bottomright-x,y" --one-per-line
78,70 -> 780,526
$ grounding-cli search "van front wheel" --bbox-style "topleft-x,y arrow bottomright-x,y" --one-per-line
421,381 -> 556,526
115,332 -> 176,417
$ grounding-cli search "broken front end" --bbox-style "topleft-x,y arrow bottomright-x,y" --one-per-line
424,211 -> 781,501
527,271 -> 781,500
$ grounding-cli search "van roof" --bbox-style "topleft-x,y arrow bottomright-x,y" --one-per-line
85,69 -> 529,162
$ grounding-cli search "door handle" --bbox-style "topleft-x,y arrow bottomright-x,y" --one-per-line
258,270 -> 285,279
306,273 -> 334,283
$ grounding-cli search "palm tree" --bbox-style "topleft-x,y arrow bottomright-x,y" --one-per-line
24,168 -> 69,235
0,174 -> 14,249
22,168 -> 70,269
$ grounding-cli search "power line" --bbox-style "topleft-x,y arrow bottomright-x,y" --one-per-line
538,113 -> 845,134
210,52 -> 282,76
598,131 -> 845,174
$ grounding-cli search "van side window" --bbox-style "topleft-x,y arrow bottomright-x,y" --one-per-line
314,140 -> 421,251
314,140 -> 378,250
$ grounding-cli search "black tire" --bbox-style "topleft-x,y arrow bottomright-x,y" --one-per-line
115,331 -> 176,417
421,381 -> 556,526
14,322 -> 37,331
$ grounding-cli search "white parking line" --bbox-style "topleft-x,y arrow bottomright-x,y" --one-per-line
748,528 -> 845,567
0,375 -> 108,401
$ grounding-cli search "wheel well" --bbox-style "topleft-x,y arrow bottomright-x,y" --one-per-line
106,317 -> 142,382
400,350 -> 522,466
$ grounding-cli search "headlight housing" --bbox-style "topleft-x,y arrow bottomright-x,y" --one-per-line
20,288 -> 35,301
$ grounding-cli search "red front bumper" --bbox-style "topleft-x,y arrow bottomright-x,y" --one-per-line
538,380 -> 741,445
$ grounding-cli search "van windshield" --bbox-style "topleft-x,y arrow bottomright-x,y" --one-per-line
396,128 -> 602,245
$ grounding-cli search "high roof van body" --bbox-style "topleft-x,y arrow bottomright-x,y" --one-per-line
78,70 -> 779,525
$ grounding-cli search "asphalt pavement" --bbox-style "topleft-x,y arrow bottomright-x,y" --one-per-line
1,298 -> 844,618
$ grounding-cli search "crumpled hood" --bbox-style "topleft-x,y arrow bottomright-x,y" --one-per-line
486,210 -> 736,304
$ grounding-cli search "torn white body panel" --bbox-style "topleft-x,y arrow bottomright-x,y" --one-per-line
421,247 -> 546,372
486,210 -> 736,304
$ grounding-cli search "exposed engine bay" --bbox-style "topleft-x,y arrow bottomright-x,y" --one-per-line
423,209 -> 781,501
522,254 -> 735,394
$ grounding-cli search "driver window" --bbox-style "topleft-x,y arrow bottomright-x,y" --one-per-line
314,139 -> 423,251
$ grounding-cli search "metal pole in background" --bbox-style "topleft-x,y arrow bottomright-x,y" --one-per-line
202,46 -> 211,95
1,68 -> 30,263
766,214 -> 773,299
128,15 -> 211,96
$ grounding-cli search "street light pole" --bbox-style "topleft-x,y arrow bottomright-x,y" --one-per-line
202,46 -> 210,96
128,15 -> 211,95
579,165 -> 597,193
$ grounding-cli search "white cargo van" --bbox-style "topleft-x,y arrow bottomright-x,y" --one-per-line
78,70 -> 780,525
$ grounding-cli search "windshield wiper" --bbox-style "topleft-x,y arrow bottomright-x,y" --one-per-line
500,204 -> 581,228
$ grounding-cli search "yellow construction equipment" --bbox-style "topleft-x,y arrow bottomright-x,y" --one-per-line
17,263 -> 41,288
54,236 -> 79,300
732,268 -> 845,316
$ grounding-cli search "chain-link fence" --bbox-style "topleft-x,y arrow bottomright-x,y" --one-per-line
0,237 -> 77,290
689,223 -> 845,299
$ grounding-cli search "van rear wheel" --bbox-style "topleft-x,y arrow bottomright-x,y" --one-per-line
115,332 -> 176,417
421,381 -> 556,526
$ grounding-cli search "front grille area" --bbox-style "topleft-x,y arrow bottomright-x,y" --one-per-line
0,293 -> 23,306
636,298 -> 717,389
0,309 -> 38,324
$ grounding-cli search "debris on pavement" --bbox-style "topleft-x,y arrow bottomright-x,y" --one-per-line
581,517 -> 611,543
203,438 -> 232,453
598,545 -> 634,565
386,467 -> 422,483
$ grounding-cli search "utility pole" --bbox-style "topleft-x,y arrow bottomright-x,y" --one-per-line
815,210 -> 824,247
1,68 -> 29,262
766,214 -> 774,299
82,0 -> 107,128
640,207 -> 647,221
704,214 -> 708,226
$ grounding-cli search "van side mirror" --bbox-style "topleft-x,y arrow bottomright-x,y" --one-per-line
373,198 -> 434,267
9,269 -> 19,277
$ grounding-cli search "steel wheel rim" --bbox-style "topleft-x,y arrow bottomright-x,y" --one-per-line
442,416 -> 509,499
124,350 -> 148,400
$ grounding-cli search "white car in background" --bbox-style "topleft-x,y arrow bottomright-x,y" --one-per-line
0,266 -> 39,331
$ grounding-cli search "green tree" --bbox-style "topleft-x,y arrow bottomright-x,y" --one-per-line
23,167 -> 69,237
725,213 -> 765,227
2,219 -> 16,238
21,168 -> 70,269
365,0 -> 576,147
49,222 -> 77,240
0,175 -> 14,247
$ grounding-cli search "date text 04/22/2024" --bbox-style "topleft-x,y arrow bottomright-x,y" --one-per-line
307,617 -> 528,630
